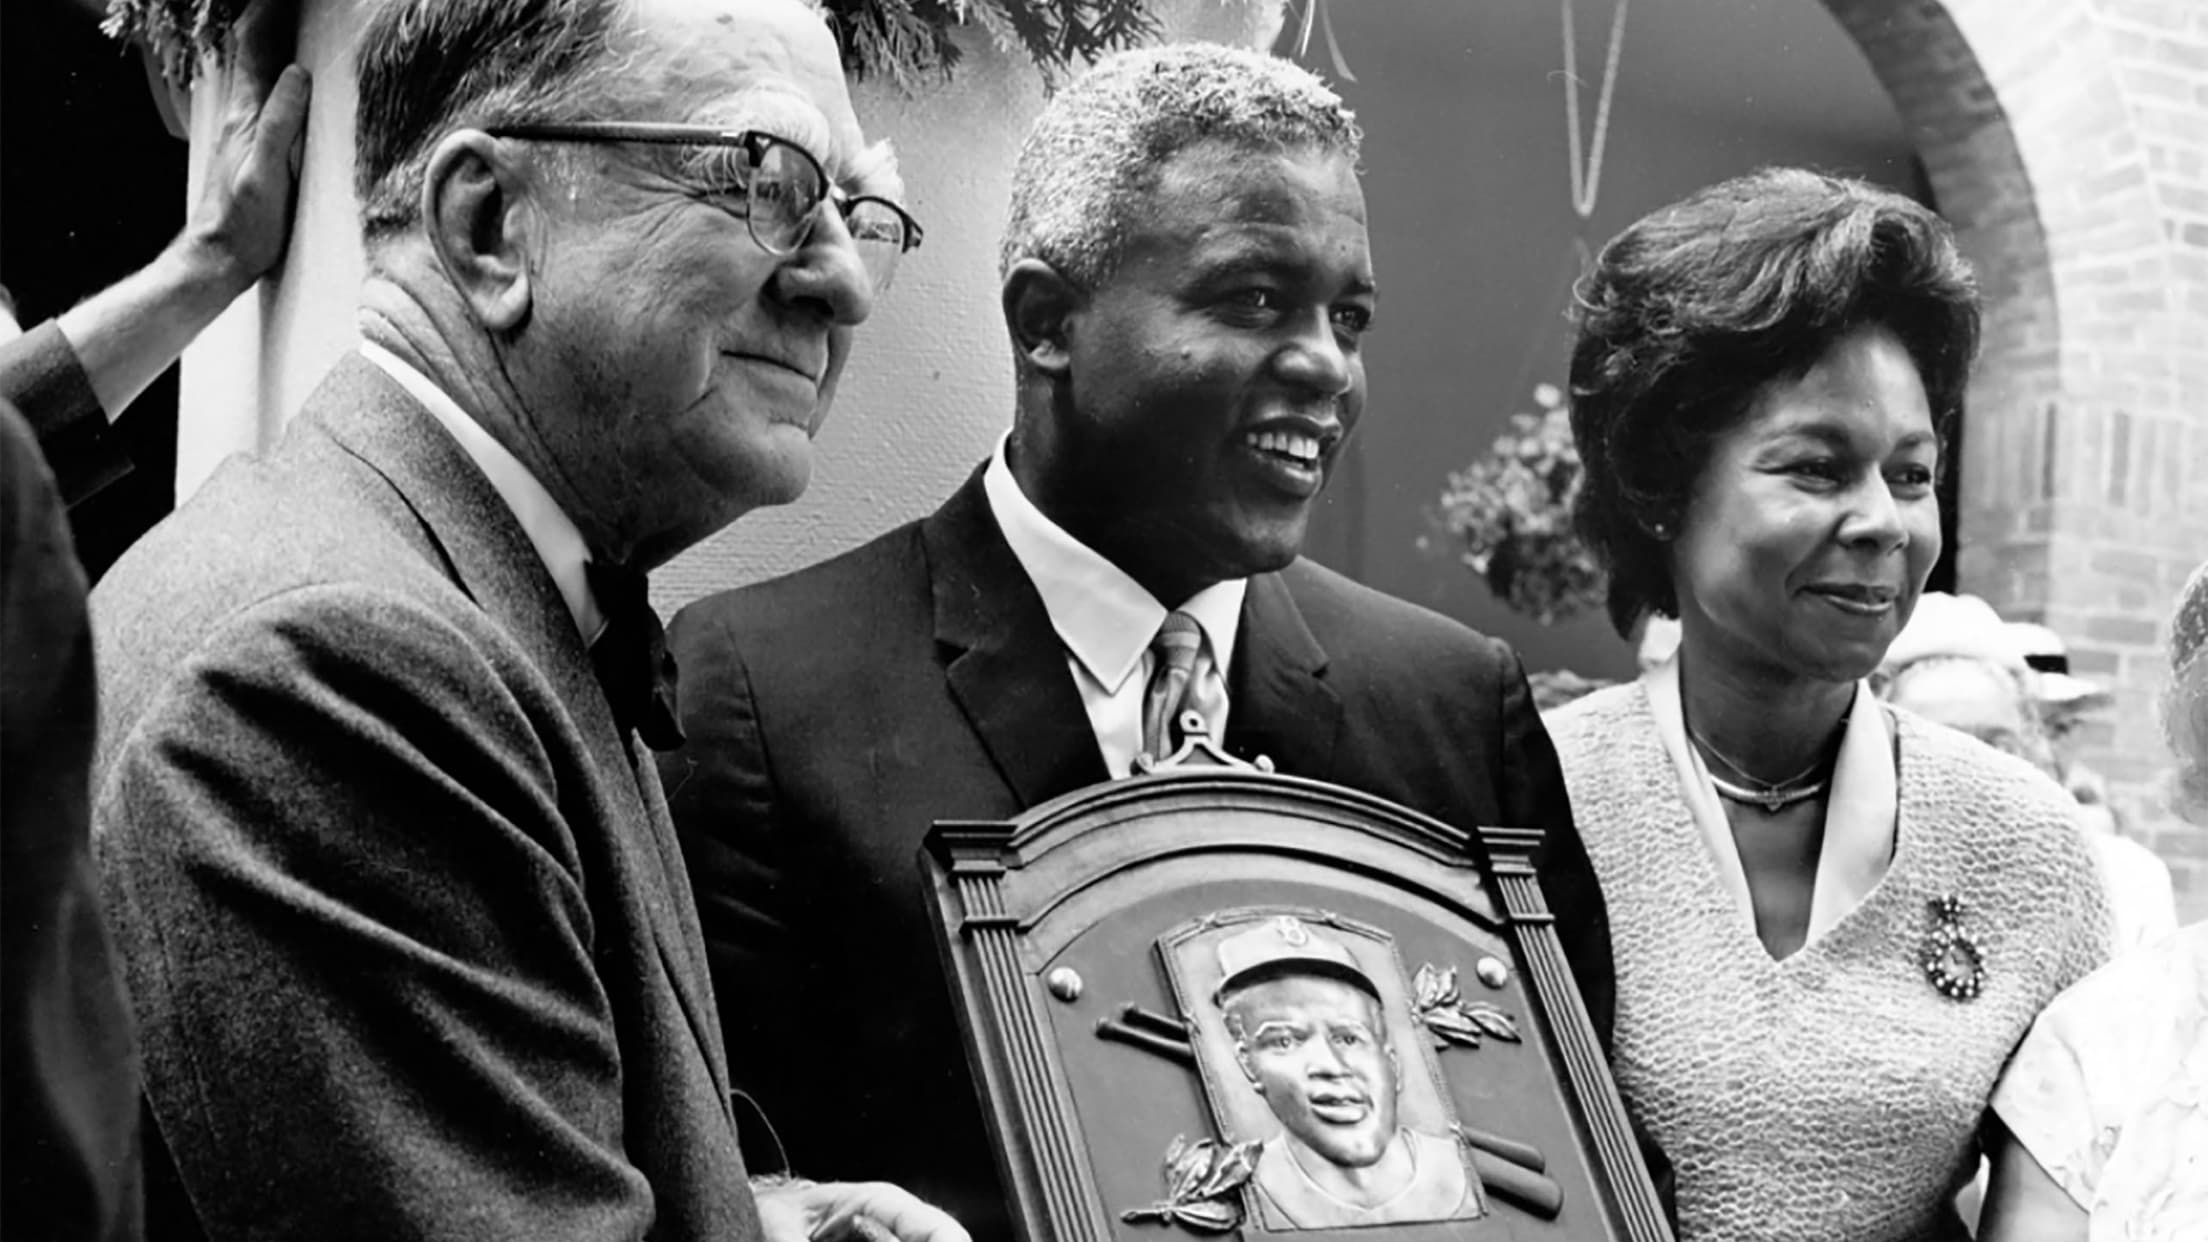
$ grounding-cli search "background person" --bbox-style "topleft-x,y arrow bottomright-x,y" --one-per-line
2006,620 -> 2117,795
1877,592 -> 2054,766
1877,592 -> 2178,954
86,0 -> 950,1238
657,44 -> 1618,1242
1978,561 -> 2208,1241
2007,620 -> 2140,846
1546,167 -> 2112,1242
2,398 -> 140,1242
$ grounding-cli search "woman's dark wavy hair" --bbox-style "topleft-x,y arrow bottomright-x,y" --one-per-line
1567,167 -> 1981,638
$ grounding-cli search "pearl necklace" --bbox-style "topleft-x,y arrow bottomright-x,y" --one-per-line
1687,724 -> 1832,814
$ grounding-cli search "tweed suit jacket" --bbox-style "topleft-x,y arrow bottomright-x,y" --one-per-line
657,468 -> 1614,1242
88,355 -> 759,1242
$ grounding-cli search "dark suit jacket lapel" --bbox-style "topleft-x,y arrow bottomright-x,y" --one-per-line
923,469 -> 1110,808
1227,571 -> 1342,782
311,354 -> 730,1107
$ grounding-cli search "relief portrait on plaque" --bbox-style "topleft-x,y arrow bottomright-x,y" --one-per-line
923,758 -> 1672,1242
1160,910 -> 1486,1232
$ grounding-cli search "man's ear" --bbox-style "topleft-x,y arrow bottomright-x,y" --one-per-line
422,131 -> 534,333
1222,1014 -> 1262,1087
1002,258 -> 1082,378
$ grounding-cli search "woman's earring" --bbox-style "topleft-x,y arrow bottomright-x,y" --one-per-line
1650,522 -> 1671,540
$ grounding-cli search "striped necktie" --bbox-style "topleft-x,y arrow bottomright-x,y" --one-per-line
1140,610 -> 1205,764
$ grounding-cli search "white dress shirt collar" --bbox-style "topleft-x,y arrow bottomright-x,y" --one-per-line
982,434 -> 1245,691
361,341 -> 605,642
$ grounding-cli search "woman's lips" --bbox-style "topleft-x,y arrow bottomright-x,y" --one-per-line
1805,583 -> 1899,616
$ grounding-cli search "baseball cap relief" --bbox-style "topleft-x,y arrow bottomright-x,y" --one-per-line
1213,916 -> 1382,1004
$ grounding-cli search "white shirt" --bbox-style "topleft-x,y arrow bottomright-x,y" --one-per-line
982,435 -> 1246,778
360,341 -> 604,643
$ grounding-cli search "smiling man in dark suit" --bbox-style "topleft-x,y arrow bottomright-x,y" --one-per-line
85,1 -> 955,1239
658,43 -> 1617,1242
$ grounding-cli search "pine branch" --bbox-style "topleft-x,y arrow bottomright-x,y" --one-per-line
964,1 -> 1030,61
105,0 -> 1162,95
1087,0 -> 1161,54
103,0 -> 245,86
826,0 -> 963,88
980,0 -> 1068,80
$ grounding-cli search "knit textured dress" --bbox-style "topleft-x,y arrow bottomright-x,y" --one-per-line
1547,681 -> 2113,1242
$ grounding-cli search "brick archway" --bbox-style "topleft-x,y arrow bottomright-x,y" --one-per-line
1824,0 -> 2208,910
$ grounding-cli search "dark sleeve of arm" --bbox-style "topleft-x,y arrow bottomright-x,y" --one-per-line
658,604 -> 805,1173
1,400 -> 142,1242
94,590 -> 653,1242
0,323 -> 129,508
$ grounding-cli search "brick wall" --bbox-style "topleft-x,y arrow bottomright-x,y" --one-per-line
1824,0 -> 2208,920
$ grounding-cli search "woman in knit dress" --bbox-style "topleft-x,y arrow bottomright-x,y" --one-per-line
1544,167 -> 2113,1242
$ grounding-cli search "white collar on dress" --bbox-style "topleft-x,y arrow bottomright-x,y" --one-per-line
1643,652 -> 1898,946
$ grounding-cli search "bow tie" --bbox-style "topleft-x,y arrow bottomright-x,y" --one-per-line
584,560 -> 686,752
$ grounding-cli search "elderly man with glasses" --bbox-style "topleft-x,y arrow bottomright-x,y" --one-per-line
85,1 -> 946,1240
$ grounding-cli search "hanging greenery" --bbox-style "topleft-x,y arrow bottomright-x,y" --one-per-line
102,0 -> 248,85
1430,382 -> 1607,627
827,0 -> 1159,89
102,0 -> 1161,91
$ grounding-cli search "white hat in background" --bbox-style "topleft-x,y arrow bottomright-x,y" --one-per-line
2003,620 -> 2112,713
1882,592 -> 2021,674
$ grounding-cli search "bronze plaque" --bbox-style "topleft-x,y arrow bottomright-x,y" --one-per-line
923,741 -> 1671,1242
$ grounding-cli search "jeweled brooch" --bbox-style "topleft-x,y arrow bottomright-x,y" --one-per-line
1920,894 -> 1986,1002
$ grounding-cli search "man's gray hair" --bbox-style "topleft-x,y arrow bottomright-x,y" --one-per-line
354,0 -> 651,242
1000,43 -> 1360,290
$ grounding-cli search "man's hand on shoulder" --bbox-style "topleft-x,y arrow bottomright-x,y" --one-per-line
754,1177 -> 971,1242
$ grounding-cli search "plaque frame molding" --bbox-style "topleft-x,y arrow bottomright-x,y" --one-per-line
924,765 -> 1673,1242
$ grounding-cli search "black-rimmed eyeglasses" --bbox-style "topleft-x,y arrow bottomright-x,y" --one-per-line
485,121 -> 923,291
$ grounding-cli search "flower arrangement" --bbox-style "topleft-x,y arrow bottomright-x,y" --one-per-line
1432,382 -> 1605,626
101,0 -> 1161,90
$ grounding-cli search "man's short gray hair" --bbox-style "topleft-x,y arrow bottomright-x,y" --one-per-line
354,0 -> 649,242
1000,44 -> 1360,290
